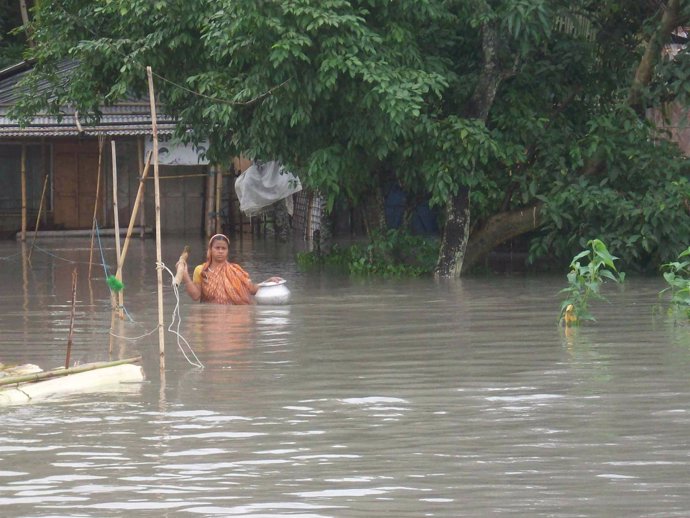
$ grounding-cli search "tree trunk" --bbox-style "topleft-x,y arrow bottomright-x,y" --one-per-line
437,17 -> 506,278
628,0 -> 681,112
362,186 -> 386,236
461,202 -> 543,274
435,187 -> 470,278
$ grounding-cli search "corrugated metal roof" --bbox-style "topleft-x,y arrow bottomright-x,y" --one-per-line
0,60 -> 79,106
0,122 -> 177,137
0,60 -> 178,137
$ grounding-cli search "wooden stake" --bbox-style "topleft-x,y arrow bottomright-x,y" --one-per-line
137,137 -> 146,238
28,173 -> 49,262
205,167 -> 215,237
20,144 -> 27,242
88,137 -> 105,280
19,0 -> 34,47
65,268 -> 78,369
111,140 -> 124,319
147,66 -> 165,369
215,167 -> 222,234
114,151 -> 152,299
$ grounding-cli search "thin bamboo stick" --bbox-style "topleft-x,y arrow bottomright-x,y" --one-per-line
147,66 -> 165,369
114,151 -> 152,296
20,144 -> 27,242
137,137 -> 146,238
111,140 -> 124,318
215,166 -> 222,234
88,137 -> 105,280
65,268 -> 78,369
205,167 -> 215,237
145,173 -> 208,180
28,174 -> 49,262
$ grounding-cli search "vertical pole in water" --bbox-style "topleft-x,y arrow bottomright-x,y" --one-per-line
88,137 -> 104,280
215,166 -> 223,234
205,166 -> 215,238
65,268 -> 78,369
117,152 -> 151,270
147,66 -> 165,370
28,173 -> 49,262
20,144 -> 27,242
111,140 -> 124,319
137,137 -> 146,238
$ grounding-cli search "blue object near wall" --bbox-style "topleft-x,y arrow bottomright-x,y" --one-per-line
384,184 -> 438,234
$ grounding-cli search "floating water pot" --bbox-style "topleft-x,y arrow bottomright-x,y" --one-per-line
255,280 -> 291,305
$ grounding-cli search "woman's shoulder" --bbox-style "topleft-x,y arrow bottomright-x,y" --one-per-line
192,263 -> 205,283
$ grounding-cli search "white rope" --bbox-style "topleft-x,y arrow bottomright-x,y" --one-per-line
157,261 -> 204,369
109,326 -> 158,342
108,261 -> 204,369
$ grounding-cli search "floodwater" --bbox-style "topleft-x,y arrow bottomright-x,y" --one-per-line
1,236 -> 690,517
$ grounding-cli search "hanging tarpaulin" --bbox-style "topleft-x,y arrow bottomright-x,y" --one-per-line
235,161 -> 302,215
144,135 -> 210,166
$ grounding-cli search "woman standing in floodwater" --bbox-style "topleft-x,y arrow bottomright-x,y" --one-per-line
179,233 -> 281,304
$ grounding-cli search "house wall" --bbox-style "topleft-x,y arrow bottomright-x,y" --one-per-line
100,138 -> 209,236
0,141 -> 50,236
0,136 -> 208,237
53,139 -> 101,229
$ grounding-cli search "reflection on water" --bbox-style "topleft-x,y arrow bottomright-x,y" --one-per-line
2,237 -> 690,516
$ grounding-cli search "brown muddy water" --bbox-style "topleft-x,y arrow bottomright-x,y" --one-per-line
1,236 -> 690,517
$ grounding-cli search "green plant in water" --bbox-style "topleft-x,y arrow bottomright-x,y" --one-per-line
559,239 -> 625,324
659,246 -> 690,319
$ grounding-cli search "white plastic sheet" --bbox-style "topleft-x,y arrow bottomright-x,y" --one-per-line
234,161 -> 302,215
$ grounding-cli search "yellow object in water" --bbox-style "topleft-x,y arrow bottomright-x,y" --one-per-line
563,304 -> 577,326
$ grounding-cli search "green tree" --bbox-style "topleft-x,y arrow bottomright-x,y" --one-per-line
0,0 -> 27,67
10,0 -> 690,276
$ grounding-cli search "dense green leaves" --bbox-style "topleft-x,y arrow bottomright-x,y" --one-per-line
660,246 -> 690,320
7,0 -> 690,273
0,0 -> 26,67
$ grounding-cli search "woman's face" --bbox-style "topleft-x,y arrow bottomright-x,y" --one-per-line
210,239 -> 229,263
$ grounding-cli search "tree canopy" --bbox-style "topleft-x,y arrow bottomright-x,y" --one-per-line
0,0 -> 27,67
10,0 -> 690,275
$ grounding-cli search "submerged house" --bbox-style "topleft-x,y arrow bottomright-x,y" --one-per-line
0,60 -> 219,238
0,60 -> 346,244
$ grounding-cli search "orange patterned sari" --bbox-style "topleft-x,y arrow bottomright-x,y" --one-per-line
193,262 -> 257,305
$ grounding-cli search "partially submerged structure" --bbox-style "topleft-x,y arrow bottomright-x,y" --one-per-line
0,60 -> 222,238
0,60 -> 342,244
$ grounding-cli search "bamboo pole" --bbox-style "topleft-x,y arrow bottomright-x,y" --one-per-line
28,174 -> 49,262
0,357 -> 142,388
147,66 -> 165,369
20,144 -> 27,242
108,308 -> 116,356
21,241 -> 28,313
111,140 -> 124,318
41,139 -> 48,227
88,137 -> 105,280
114,151 -> 152,299
137,137 -> 146,238
215,166 -> 222,234
65,268 -> 78,369
205,167 -> 215,237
